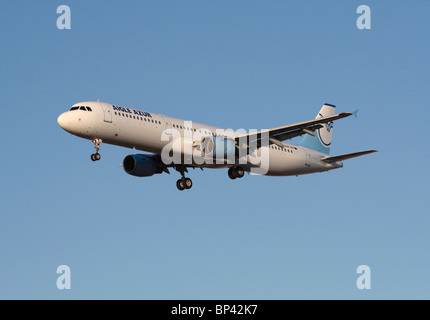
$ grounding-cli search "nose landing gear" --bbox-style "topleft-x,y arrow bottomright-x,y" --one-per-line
91,139 -> 102,162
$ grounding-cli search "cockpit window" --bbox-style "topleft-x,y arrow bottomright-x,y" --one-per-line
86,107 -> 92,112
70,107 -> 79,111
80,106 -> 87,111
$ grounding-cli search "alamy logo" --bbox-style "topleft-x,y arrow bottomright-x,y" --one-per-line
160,122 -> 270,175
57,5 -> 71,30
356,265 -> 371,290
356,5 -> 371,30
56,265 -> 71,290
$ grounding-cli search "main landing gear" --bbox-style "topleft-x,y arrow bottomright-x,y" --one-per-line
176,178 -> 193,191
176,166 -> 193,191
228,166 -> 245,180
91,138 -> 102,162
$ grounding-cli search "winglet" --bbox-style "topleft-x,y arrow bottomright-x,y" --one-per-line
352,109 -> 358,119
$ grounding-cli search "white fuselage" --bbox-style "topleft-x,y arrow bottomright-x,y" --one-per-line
57,101 -> 342,176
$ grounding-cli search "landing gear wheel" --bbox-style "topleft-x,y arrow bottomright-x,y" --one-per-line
184,178 -> 193,189
228,166 -> 245,179
91,153 -> 101,161
228,168 -> 237,180
176,179 -> 185,191
235,166 -> 245,178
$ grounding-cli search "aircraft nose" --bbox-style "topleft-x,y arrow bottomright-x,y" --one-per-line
57,112 -> 72,131
57,113 -> 66,128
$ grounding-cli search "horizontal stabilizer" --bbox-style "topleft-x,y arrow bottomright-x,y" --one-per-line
321,150 -> 377,163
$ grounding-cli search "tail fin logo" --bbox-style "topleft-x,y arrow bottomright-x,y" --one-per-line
325,121 -> 334,132
317,121 -> 333,147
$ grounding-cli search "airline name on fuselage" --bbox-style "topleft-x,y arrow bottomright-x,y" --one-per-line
112,105 -> 153,118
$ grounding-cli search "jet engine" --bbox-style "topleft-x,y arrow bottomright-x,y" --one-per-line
123,154 -> 162,177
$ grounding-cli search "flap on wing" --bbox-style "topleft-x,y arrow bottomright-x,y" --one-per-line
321,150 -> 378,163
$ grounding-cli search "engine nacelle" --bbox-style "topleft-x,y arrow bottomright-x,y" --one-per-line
123,154 -> 161,177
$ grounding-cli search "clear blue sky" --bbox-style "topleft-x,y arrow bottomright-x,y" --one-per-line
0,1 -> 429,299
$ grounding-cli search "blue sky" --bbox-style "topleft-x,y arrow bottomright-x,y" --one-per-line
0,1 -> 429,299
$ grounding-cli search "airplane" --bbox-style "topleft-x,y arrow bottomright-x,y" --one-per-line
57,102 -> 377,190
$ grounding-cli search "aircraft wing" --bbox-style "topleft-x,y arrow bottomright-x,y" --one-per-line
320,150 -> 378,163
234,112 -> 352,147
147,154 -> 172,173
